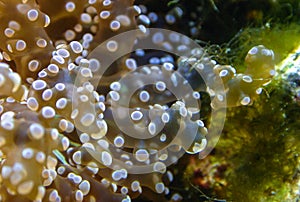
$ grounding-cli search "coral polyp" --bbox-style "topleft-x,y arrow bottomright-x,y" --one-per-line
0,0 -> 277,201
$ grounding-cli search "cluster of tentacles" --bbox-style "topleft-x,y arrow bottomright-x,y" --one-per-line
0,0 -> 275,201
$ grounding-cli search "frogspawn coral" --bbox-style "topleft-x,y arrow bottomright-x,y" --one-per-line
0,0 -> 275,201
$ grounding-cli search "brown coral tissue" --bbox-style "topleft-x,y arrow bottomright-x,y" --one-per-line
0,0 -> 275,202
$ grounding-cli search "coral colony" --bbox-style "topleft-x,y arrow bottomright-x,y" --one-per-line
0,0 -> 275,201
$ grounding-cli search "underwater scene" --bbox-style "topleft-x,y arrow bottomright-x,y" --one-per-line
0,0 -> 299,201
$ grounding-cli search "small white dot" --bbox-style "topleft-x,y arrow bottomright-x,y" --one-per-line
125,58 -> 137,71
131,111 -> 143,121
110,20 -> 121,31
135,149 -> 149,162
161,112 -> 170,123
29,123 -> 45,139
56,98 -> 68,109
27,97 -> 39,111
36,38 -> 47,48
22,148 -> 34,159
109,91 -> 120,101
242,75 -> 253,83
101,151 -> 112,166
65,2 -> 76,12
27,9 -> 39,21
240,96 -> 251,105
155,81 -> 166,92
42,89 -> 53,101
139,91 -> 150,102
114,136 -> 124,148
4,28 -> 15,38
41,106 -> 56,119
106,40 -> 118,52
70,41 -> 83,54
219,69 -> 228,77
110,82 -> 121,91
148,122 -> 156,135
155,182 -> 165,193
16,40 -> 26,51
81,13 -> 92,24
100,11 -> 110,19
32,80 -> 47,91
28,60 -> 39,72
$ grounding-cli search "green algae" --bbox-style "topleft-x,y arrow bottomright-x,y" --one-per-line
223,75 -> 300,201
182,62 -> 300,202
182,17 -> 300,202
206,22 -> 300,73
